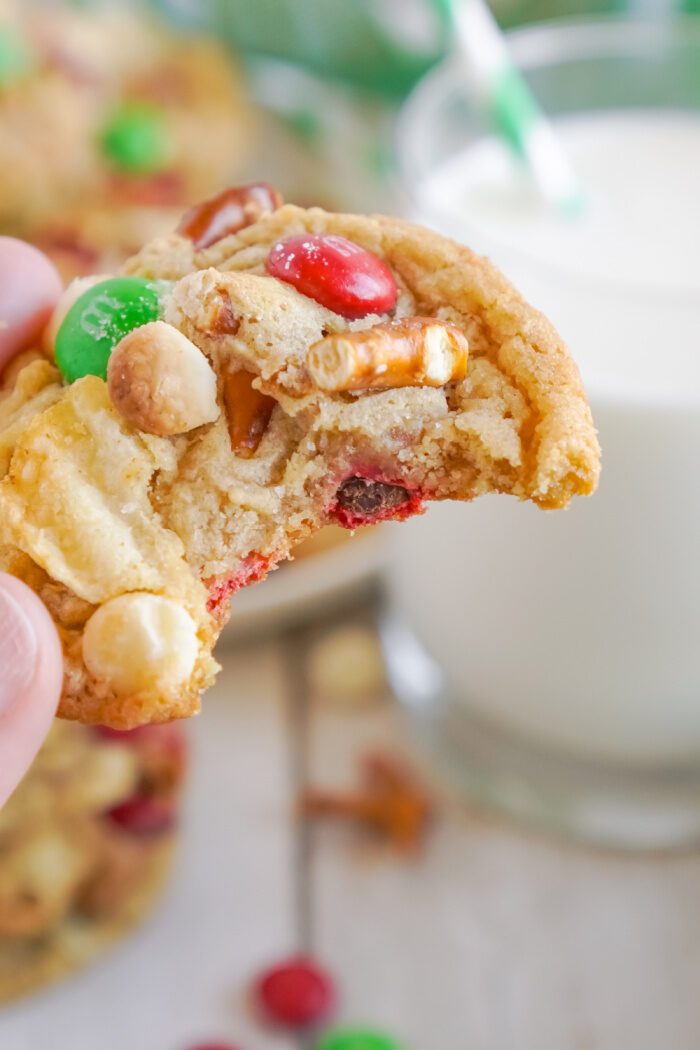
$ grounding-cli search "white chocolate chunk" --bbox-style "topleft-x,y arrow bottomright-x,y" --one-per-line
83,592 -> 199,697
107,320 -> 220,436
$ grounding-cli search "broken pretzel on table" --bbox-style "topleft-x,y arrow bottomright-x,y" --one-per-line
0,182 -> 600,729
302,752 -> 435,855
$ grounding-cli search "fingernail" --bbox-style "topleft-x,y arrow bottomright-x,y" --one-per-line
0,586 -> 38,716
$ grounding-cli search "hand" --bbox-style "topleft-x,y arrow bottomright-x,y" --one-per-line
0,237 -> 64,805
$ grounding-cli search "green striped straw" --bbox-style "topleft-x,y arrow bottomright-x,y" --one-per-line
442,0 -> 583,215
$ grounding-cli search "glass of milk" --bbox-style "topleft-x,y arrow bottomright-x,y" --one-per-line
387,17 -> 700,848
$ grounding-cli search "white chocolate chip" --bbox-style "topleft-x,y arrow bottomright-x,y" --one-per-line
43,275 -> 109,357
107,320 -> 220,436
83,593 -> 199,697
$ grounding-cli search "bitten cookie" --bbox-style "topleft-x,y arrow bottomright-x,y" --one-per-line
0,185 -> 600,728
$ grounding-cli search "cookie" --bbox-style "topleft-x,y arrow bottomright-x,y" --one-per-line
0,0 -> 250,276
0,185 -> 600,728
0,721 -> 185,1003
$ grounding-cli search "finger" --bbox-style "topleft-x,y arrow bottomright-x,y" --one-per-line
0,573 -> 63,806
0,237 -> 62,374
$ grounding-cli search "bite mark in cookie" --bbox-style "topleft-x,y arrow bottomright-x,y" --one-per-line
205,552 -> 274,618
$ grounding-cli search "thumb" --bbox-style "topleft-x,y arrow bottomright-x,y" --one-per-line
0,573 -> 63,806
0,237 -> 62,373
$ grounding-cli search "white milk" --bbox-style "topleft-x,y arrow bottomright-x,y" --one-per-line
389,110 -> 700,766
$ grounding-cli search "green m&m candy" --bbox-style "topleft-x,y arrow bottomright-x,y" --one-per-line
315,1029 -> 405,1050
55,277 -> 166,384
101,103 -> 168,174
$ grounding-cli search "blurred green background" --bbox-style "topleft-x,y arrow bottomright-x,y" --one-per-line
148,0 -> 700,97
137,0 -> 700,213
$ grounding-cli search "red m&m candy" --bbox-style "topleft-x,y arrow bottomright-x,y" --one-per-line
266,234 -> 396,319
254,955 -> 336,1028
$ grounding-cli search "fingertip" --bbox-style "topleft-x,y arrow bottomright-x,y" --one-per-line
0,238 -> 62,372
0,574 -> 63,806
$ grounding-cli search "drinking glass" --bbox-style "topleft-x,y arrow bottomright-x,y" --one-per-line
387,18 -> 700,848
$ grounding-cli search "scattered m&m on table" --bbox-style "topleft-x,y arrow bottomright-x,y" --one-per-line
315,1028 -> 405,1050
254,955 -> 336,1028
183,953 -> 404,1050
187,1044 -> 242,1050
185,1031 -> 403,1050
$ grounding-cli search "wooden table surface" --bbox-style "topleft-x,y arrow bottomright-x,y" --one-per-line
3,600 -> 700,1050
